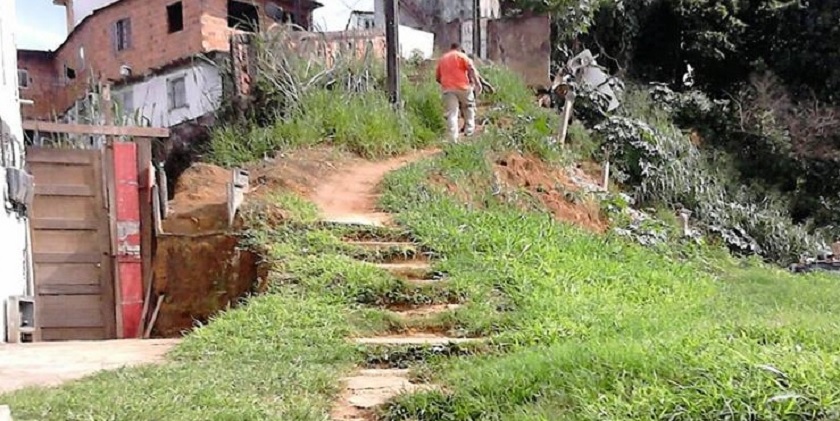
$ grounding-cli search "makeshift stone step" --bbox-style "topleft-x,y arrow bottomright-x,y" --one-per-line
390,304 -> 461,318
331,368 -> 435,420
345,240 -> 418,249
322,213 -> 393,227
354,334 -> 482,346
405,278 -> 448,286
375,261 -> 433,278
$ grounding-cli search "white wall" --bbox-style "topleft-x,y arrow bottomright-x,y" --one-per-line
115,61 -> 223,128
72,0 -> 121,27
0,0 -> 32,343
312,0 -> 374,31
398,26 -> 434,60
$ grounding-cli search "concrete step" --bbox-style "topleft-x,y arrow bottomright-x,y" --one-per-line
354,334 -> 482,346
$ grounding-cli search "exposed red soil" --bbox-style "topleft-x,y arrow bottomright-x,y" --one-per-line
152,147 -> 352,337
309,149 -> 440,223
493,153 -> 608,233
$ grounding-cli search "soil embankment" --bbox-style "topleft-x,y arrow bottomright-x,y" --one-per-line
151,147 -> 349,336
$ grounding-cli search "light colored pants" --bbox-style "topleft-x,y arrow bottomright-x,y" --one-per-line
443,88 -> 476,141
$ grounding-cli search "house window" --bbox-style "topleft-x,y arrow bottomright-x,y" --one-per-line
113,18 -> 132,52
65,64 -> 76,80
227,1 -> 259,32
167,2 -> 184,33
114,90 -> 134,115
17,69 -> 29,89
167,76 -> 187,110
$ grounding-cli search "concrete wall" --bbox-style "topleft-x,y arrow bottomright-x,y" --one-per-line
373,0 -> 428,31
67,61 -> 224,128
398,26 -> 435,60
436,15 -> 550,87
439,0 -> 500,23
0,0 -> 32,343
373,0 -> 500,30
486,15 -> 550,87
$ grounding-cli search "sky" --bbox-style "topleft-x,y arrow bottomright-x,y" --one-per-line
15,0 -> 67,51
14,0 -> 374,51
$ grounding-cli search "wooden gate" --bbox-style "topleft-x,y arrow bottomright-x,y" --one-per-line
27,147 -> 116,341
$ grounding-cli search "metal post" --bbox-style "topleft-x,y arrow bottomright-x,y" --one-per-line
385,0 -> 400,106
558,88 -> 576,146
473,0 -> 481,58
602,149 -> 611,192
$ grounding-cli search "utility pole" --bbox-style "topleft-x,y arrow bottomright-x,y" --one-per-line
472,0 -> 481,58
385,0 -> 400,106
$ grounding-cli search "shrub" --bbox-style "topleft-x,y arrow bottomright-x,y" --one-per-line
207,30 -> 444,165
595,98 -> 825,263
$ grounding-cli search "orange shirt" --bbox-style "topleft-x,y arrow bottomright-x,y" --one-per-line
436,50 -> 474,91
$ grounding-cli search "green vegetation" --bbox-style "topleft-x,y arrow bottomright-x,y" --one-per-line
7,31 -> 840,421
594,85 -> 823,262
0,194 -> 472,420
207,32 -> 444,166
4,292 -> 355,420
375,142 -> 840,420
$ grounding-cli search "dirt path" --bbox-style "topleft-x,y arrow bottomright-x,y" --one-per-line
310,149 -> 485,420
0,339 -> 179,394
311,149 -> 439,225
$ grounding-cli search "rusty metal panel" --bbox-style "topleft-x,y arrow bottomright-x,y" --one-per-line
486,15 -> 551,88
112,142 -> 143,339
26,146 -> 116,341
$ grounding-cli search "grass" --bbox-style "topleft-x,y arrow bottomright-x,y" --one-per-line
6,63 -> 840,421
374,144 -> 840,420
208,63 -> 445,167
5,294 -> 356,420
0,194 -> 477,420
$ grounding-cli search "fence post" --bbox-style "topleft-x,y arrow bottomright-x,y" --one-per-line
385,0 -> 401,106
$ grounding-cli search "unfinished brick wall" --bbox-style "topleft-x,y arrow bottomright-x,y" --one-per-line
19,0 -> 316,120
201,0 -> 316,53
292,30 -> 387,65
17,51 -> 63,120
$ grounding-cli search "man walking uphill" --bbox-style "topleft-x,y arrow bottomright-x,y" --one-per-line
435,43 -> 482,141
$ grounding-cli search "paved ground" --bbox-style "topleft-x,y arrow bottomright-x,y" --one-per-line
0,339 -> 179,394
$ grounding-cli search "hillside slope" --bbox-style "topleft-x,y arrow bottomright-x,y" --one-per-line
4,56 -> 840,421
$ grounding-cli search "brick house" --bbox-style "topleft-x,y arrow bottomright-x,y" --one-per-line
18,0 -> 322,128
